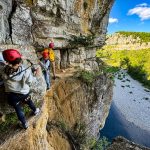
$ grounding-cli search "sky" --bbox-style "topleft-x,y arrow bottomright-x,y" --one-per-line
108,0 -> 150,34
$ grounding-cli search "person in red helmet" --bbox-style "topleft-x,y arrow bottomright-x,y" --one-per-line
2,49 -> 22,62
39,51 -> 51,90
0,49 -> 40,129
42,40 -> 56,80
49,42 -> 54,49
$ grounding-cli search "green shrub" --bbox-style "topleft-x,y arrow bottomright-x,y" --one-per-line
71,122 -> 87,147
68,34 -> 95,47
103,66 -> 119,74
88,136 -> 111,150
0,113 -> 17,132
57,120 -> 68,131
78,70 -> 100,85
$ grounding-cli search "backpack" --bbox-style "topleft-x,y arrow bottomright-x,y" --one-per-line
43,48 -> 55,62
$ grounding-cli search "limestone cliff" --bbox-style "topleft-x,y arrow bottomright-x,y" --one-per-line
0,0 -> 115,149
0,0 -> 114,69
0,70 -> 113,150
0,0 -> 114,46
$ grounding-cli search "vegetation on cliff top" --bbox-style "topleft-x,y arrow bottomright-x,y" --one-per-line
116,31 -> 150,43
77,70 -> 100,85
97,48 -> 150,88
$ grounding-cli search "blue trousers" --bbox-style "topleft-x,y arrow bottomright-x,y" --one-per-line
7,92 -> 36,124
43,70 -> 50,89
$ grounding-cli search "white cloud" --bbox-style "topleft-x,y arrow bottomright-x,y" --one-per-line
128,3 -> 150,20
137,3 -> 148,7
109,18 -> 118,23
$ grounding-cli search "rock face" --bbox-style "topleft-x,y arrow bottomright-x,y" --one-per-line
11,5 -> 33,45
58,47 -> 99,70
0,0 -> 114,70
0,72 -> 113,150
0,0 -> 12,43
0,0 -> 114,46
0,0 -> 115,149
48,74 -> 113,137
108,136 -> 150,150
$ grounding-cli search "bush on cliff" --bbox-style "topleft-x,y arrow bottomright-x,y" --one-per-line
77,70 -> 102,85
68,34 -> 95,47
88,136 -> 110,150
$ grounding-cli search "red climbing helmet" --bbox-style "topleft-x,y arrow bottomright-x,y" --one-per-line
49,42 -> 54,49
2,49 -> 22,62
42,51 -> 49,59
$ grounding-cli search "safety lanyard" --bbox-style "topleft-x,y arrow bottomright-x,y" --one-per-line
5,59 -> 37,81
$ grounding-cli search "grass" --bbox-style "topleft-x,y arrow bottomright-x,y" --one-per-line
0,113 -> 18,132
0,103 -> 37,133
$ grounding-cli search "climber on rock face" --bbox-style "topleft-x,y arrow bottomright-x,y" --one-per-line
0,49 -> 40,129
39,40 -> 56,90
42,40 -> 56,80
39,52 -> 51,90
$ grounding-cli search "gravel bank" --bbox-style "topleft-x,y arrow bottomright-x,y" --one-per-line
113,70 -> 150,132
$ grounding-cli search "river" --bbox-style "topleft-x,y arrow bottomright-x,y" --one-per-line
100,70 -> 150,148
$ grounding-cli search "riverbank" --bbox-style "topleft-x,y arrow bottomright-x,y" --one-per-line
113,70 -> 150,132
101,102 -> 150,147
100,70 -> 150,148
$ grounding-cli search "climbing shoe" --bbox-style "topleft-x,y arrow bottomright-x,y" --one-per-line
46,86 -> 50,90
19,121 -> 29,129
22,122 -> 29,129
34,108 -> 40,116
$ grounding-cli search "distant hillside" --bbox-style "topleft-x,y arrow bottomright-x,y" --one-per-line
97,31 -> 150,88
106,31 -> 150,50
116,31 -> 150,43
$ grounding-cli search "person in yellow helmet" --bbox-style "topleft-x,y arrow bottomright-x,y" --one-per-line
42,42 -> 56,80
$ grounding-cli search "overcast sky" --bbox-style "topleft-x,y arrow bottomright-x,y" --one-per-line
108,0 -> 150,34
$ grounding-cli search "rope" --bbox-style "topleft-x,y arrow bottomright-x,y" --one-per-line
5,59 -> 38,81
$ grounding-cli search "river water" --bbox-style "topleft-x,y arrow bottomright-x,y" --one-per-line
100,71 -> 150,148
100,102 -> 150,147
